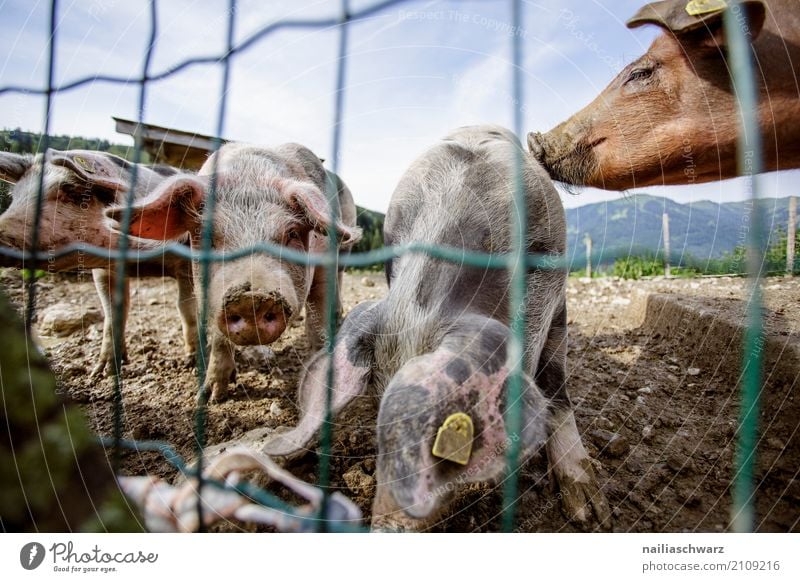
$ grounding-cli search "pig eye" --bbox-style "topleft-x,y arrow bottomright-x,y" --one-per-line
285,228 -> 303,245
625,67 -> 654,85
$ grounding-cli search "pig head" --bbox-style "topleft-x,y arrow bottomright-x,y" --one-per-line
0,149 -> 173,270
107,142 -> 361,402
262,303 -> 550,531
529,0 -> 800,189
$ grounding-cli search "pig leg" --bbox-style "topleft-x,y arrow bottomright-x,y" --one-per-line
546,408 -> 610,527
174,268 -> 198,366
90,268 -> 129,378
536,302 -> 611,528
262,300 -> 383,458
204,330 -> 236,403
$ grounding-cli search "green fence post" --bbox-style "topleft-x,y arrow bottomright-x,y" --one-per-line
723,0 -> 766,533
318,0 -> 352,533
501,0 -> 526,533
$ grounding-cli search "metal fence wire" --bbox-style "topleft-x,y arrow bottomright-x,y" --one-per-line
0,0 -> 765,533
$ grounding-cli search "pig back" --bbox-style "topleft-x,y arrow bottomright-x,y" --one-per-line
384,125 -> 565,314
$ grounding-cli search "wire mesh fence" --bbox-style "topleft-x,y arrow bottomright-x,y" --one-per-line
0,0 -> 766,532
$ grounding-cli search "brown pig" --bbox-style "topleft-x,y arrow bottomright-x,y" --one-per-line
106,142 -> 361,402
528,0 -> 800,189
0,150 -> 198,376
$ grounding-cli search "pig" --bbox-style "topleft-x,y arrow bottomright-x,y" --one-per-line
263,126 -> 610,531
106,142 -> 361,403
0,150 -> 198,377
528,0 -> 800,190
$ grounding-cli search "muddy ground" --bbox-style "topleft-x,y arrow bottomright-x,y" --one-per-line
2,269 -> 798,532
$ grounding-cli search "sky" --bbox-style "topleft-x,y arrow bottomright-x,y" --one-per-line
0,0 -> 797,213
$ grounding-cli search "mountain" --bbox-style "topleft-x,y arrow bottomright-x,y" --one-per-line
352,194 -> 797,271
565,194 -> 796,269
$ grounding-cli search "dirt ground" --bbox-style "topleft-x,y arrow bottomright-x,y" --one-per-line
2,268 -> 798,532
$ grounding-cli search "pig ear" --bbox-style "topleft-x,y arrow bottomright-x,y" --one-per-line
262,300 -> 384,458
627,0 -> 765,43
47,150 -> 134,193
375,317 -> 550,520
282,180 -> 362,247
106,175 -> 206,241
0,152 -> 33,183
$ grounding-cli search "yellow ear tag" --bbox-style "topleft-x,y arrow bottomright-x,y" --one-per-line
432,412 -> 474,466
685,0 -> 727,16
73,156 -> 95,174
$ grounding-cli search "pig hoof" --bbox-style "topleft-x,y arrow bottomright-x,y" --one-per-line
555,458 -> 611,530
90,361 -> 106,379
181,353 -> 196,369
90,354 -> 127,379
203,383 -> 229,404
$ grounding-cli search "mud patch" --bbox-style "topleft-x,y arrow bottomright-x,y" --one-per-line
2,269 -> 798,532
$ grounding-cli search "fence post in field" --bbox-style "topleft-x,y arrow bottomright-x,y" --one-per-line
584,233 -> 592,278
788,196 -> 796,276
662,212 -> 671,278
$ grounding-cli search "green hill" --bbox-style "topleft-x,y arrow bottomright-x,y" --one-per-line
352,206 -> 384,253
0,127 -> 149,162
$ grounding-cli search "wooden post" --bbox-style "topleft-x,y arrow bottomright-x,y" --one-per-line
788,195 -> 796,276
662,212 -> 671,278
584,234 -> 592,278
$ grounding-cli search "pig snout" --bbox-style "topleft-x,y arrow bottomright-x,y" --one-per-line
527,129 -> 575,178
218,286 -> 292,345
527,120 -> 602,186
